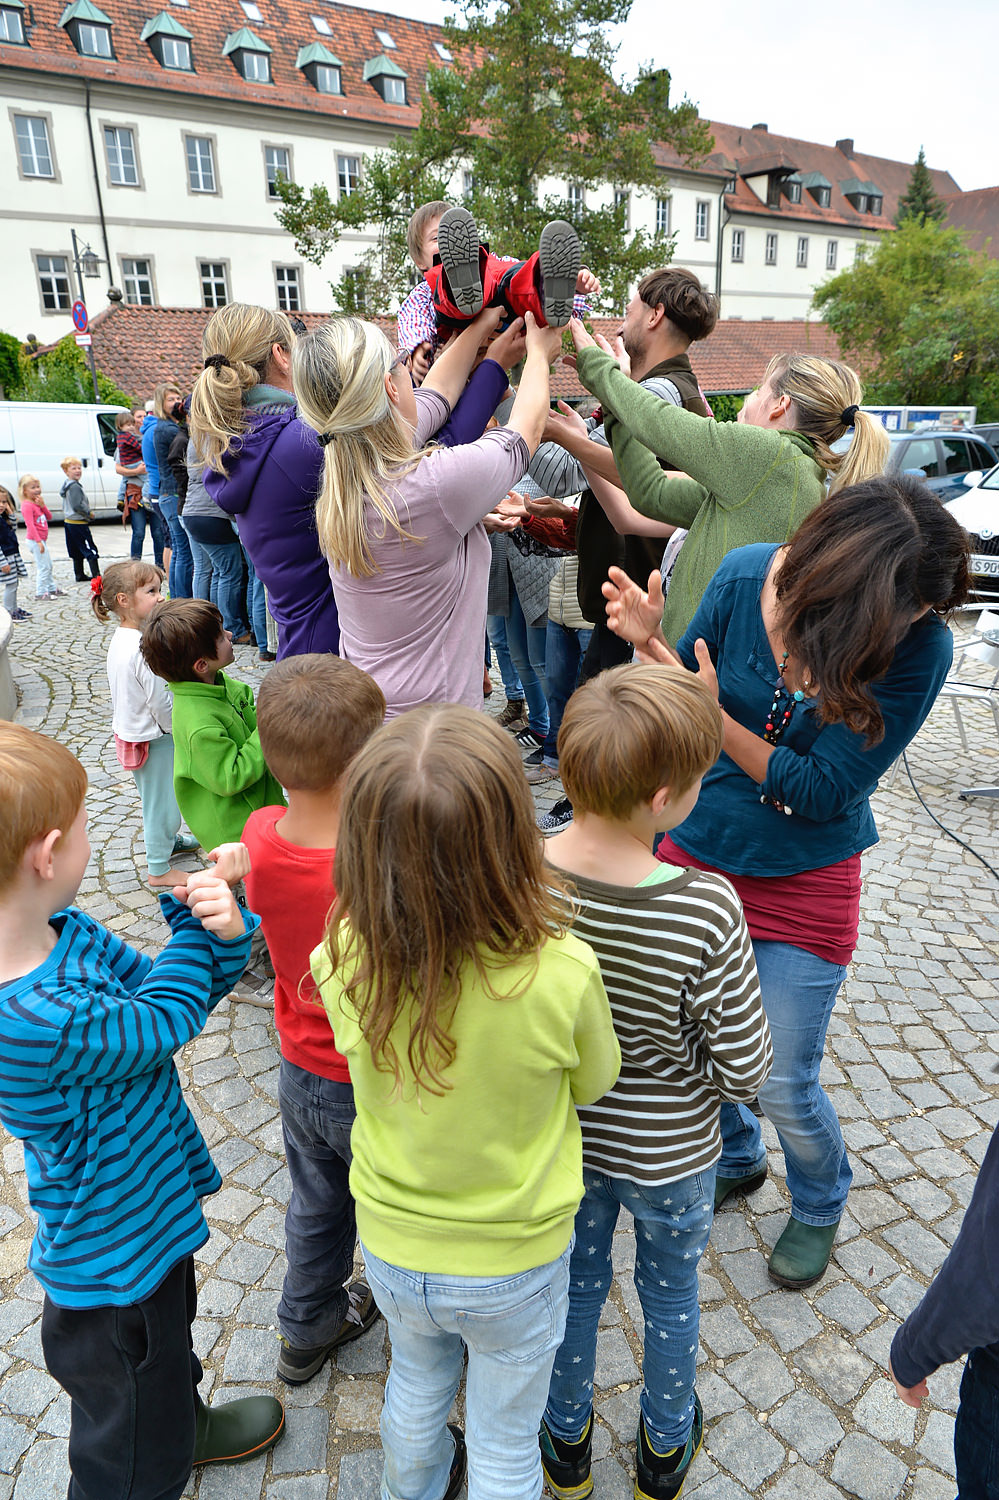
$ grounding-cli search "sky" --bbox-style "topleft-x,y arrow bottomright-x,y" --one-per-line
348,0 -> 997,192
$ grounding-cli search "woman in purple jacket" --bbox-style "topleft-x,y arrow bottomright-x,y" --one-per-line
188,305 -> 521,662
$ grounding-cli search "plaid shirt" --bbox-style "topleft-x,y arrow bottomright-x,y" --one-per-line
396,276 -> 591,354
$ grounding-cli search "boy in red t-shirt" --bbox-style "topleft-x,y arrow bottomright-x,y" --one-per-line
242,654 -> 386,1383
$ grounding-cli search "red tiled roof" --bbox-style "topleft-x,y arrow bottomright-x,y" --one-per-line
87,303 -> 841,403
944,186 -> 999,257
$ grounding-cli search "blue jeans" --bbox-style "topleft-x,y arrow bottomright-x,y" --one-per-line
157,493 -> 193,598
955,1346 -> 999,1500
277,1059 -> 357,1347
129,502 -> 166,569
486,614 -> 524,700
363,1241 -> 572,1500
504,592 -> 548,738
243,546 -> 267,649
200,537 -> 246,636
542,622 -> 591,766
185,526 -> 216,606
719,939 -> 852,1226
546,1169 -> 713,1453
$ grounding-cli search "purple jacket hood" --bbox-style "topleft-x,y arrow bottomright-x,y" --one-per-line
204,407 -> 314,514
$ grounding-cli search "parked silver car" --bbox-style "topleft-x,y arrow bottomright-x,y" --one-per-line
945,465 -> 999,596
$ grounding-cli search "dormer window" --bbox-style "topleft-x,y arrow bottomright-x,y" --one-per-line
59,0 -> 113,56
239,0 -> 262,17
766,176 -> 781,210
373,26 -> 395,47
433,40 -> 452,60
222,25 -> 271,81
817,186 -> 830,208
0,1 -> 26,44
363,53 -> 407,104
141,11 -> 193,70
784,176 -> 802,204
869,195 -> 883,216
842,178 -> 881,215
296,40 -> 342,94
799,171 -> 832,209
310,15 -> 330,33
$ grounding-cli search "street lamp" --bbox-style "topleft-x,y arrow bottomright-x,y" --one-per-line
70,228 -> 103,402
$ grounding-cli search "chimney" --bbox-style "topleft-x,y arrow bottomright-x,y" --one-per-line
836,138 -> 855,156
751,122 -> 768,132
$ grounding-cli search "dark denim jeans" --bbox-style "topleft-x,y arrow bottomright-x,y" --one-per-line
955,1346 -> 999,1499
157,493 -> 193,598
243,546 -> 267,650
486,613 -> 524,700
542,621 -> 591,766
505,592 -> 548,738
277,1058 -> 357,1348
129,503 -> 166,569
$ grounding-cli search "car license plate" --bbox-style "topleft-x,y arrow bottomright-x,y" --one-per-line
973,554 -> 999,577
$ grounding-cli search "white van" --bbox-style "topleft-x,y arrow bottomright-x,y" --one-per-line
0,401 -> 129,519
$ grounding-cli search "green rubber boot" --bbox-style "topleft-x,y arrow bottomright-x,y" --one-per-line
713,1164 -> 767,1212
192,1394 -> 285,1468
768,1216 -> 839,1289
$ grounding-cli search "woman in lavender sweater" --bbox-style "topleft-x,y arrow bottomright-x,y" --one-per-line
293,309 -> 563,716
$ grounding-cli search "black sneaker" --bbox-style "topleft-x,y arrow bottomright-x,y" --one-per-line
513,726 -> 544,754
538,220 -> 581,328
277,1280 -> 381,1384
443,1425 -> 467,1500
523,746 -> 544,767
437,206 -> 484,317
635,1394 -> 703,1500
540,1414 -> 593,1500
538,796 -> 573,835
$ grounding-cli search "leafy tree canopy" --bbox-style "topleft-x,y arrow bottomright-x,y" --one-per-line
0,332 -> 24,399
813,218 -> 999,419
895,146 -> 947,229
274,0 -> 713,314
17,336 -> 131,407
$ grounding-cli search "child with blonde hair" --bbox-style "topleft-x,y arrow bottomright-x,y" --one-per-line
18,475 -> 64,601
0,486 -> 29,621
59,455 -> 100,582
312,704 -> 620,1500
92,561 -> 199,886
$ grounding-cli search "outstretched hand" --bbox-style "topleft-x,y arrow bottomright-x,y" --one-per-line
568,316 -> 597,354
524,494 -> 576,521
486,316 -> 527,372
525,310 -> 565,367
602,566 -> 668,650
543,398 -> 588,448
576,267 -> 601,298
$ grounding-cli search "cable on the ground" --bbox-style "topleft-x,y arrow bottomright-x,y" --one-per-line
901,749 -> 999,883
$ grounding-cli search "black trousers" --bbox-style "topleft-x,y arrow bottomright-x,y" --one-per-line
578,616 -> 633,685
41,1255 -> 202,1500
63,523 -> 100,580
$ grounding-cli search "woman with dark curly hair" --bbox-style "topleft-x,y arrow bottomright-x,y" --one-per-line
603,473 -> 970,1289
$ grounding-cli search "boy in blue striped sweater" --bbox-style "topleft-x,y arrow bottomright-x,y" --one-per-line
0,722 -> 285,1500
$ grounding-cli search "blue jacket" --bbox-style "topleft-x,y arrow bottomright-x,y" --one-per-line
0,896 -> 256,1307
151,418 -> 180,498
671,544 -> 954,877
140,413 -> 160,498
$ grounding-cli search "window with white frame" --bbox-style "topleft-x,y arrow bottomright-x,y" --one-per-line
310,13 -> 330,31
104,125 -> 138,186
433,40 -> 452,60
275,265 -> 301,312
122,258 -> 154,305
694,200 -> 710,240
158,34 -> 191,67
382,74 -> 405,104
567,182 -> 584,220
240,49 -> 270,81
265,145 -> 290,197
337,154 -> 360,197
344,266 -> 366,310
731,228 -> 744,263
374,27 -> 395,46
796,236 -> 808,268
200,261 -> 228,307
785,179 -> 802,203
0,6 -> 25,41
314,64 -> 341,93
240,1 -> 262,17
870,195 -> 883,216
613,189 -> 630,231
76,20 -> 112,54
186,135 -> 216,193
655,196 -> 671,235
826,239 -> 838,270
14,115 -> 53,178
765,232 -> 778,265
817,185 -> 831,208
462,170 -> 475,200
37,254 -> 71,311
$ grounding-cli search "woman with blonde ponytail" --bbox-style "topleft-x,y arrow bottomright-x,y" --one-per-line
293,306 -> 563,716
569,320 -> 890,645
188,303 -> 341,660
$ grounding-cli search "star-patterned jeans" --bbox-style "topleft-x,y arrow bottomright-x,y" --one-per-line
545,1167 -> 715,1452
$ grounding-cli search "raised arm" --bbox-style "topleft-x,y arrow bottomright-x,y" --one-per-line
422,306 -> 504,408
603,413 -> 710,528
504,315 -> 564,455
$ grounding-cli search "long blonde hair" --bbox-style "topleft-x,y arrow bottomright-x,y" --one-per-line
765,354 -> 889,495
319,705 -> 569,1093
292,317 -> 429,578
188,303 -> 296,475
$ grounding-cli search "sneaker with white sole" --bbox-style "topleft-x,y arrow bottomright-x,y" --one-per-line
525,762 -> 560,785
437,206 -> 484,317
538,220 -> 581,327
513,726 -> 545,755
537,796 -> 574,835
277,1280 -> 381,1384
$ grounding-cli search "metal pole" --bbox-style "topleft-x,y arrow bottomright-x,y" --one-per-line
71,227 -> 100,403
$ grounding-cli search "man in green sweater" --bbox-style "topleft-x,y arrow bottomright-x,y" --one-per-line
141,599 -> 285,850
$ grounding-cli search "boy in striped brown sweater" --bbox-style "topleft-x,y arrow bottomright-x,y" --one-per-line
539,663 -> 772,1500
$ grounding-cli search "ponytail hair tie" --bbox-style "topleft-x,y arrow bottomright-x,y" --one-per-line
203,354 -> 231,371
90,575 -> 103,598
317,431 -> 337,447
840,404 -> 860,427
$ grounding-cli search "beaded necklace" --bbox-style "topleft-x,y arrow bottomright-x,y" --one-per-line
761,649 -> 807,815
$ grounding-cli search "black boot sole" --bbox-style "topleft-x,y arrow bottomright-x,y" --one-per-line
438,207 -> 483,317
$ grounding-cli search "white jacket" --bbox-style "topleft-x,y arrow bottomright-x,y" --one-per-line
106,627 -> 172,743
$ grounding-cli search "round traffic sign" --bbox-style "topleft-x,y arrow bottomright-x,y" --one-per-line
71,300 -> 89,334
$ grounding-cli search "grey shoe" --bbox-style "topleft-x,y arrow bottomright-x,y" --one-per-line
539,220 -> 581,327
437,206 -> 484,317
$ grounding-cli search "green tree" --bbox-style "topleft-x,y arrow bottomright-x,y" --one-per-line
812,218 -> 999,418
18,335 -> 131,406
0,332 -> 24,399
894,146 -> 947,228
274,0 -> 712,314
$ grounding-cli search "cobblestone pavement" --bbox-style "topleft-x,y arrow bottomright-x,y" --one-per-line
1,522 -> 998,1500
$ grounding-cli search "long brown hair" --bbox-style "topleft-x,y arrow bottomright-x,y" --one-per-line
319,705 -> 569,1093
776,473 -> 970,743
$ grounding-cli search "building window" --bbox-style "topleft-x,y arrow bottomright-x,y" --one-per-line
240,49 -> 270,81
37,254 -> 71,311
265,144 -> 290,197
310,13 -> 330,32
826,240 -> 838,270
186,135 -> 216,193
122,258 -> 154,305
869,195 -> 883,216
337,154 -> 360,197
157,34 -> 191,68
373,26 -> 395,47
567,182 -> 585,221
15,115 -> 53,178
104,125 -> 138,186
0,6 -> 26,42
200,261 -> 228,307
655,196 -> 671,235
314,64 -> 341,93
462,170 -> 475,200
724,176 -> 736,193
785,179 -> 802,203
694,200 -> 710,240
239,0 -> 262,17
817,186 -> 831,208
731,228 -> 744,263
854,193 -> 868,214
613,189 -> 630,231
433,41 -> 452,60
766,177 -> 781,210
382,74 -> 405,104
275,265 -> 301,312
765,232 -> 778,265
76,20 -> 112,54
796,236 -> 808,268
